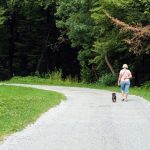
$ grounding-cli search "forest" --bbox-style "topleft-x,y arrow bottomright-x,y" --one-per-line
0,0 -> 150,86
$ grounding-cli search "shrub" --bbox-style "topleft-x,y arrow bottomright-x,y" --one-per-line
46,70 -> 62,81
98,73 -> 117,86
142,81 -> 150,88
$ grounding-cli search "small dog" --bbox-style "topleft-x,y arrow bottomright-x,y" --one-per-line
112,92 -> 116,102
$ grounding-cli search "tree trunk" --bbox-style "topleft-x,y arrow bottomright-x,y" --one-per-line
8,12 -> 16,77
35,8 -> 50,74
105,52 -> 115,76
35,49 -> 47,74
92,65 -> 98,80
46,2 -> 58,72
35,3 -> 57,74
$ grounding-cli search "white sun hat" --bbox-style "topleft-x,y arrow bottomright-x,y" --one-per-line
122,64 -> 128,69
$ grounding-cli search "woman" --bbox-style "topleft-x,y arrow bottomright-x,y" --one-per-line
118,64 -> 132,102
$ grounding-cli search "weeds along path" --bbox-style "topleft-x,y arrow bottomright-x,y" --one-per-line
1,84 -> 150,150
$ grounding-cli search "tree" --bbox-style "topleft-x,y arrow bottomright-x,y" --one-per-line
105,12 -> 150,55
0,0 -> 80,79
90,0 -> 150,84
56,0 -> 105,82
56,0 -> 150,84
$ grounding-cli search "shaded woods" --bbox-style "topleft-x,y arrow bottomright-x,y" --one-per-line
0,0 -> 150,86
0,1 -> 80,80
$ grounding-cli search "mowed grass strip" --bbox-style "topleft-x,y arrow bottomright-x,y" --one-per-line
4,76 -> 150,101
0,85 -> 66,139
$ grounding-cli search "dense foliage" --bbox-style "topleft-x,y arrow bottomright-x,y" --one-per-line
0,0 -> 149,86
56,0 -> 150,85
0,0 -> 80,80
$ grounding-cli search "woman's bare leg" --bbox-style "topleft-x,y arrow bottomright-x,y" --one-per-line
121,92 -> 125,100
125,93 -> 128,101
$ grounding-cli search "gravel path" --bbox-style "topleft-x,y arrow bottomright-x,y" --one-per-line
0,84 -> 150,150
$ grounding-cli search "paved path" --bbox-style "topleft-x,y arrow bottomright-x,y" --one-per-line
0,84 -> 150,150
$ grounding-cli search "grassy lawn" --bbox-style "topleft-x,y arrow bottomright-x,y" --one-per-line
0,76 -> 149,139
2,76 -> 150,101
0,85 -> 65,139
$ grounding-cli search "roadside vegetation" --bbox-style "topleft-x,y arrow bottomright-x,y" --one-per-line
3,71 -> 150,101
0,71 -> 149,139
0,85 -> 65,139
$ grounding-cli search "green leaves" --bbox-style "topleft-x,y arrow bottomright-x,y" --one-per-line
0,7 -> 6,25
33,0 -> 55,9
56,0 -> 97,46
0,0 -> 149,83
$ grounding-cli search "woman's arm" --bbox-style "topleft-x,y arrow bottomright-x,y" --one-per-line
118,74 -> 121,86
125,70 -> 132,79
128,71 -> 132,79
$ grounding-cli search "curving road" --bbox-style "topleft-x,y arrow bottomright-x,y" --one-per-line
0,84 -> 150,150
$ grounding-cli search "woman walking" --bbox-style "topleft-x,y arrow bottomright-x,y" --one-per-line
118,64 -> 132,102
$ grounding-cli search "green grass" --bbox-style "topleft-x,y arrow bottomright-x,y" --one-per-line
0,85 -> 65,139
0,76 -> 149,139
4,76 -> 80,86
2,76 -> 150,101
92,86 -> 150,101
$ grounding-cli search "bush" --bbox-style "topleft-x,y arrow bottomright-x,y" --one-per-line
46,70 -> 62,81
142,81 -> 150,88
98,73 -> 117,86
80,66 -> 98,83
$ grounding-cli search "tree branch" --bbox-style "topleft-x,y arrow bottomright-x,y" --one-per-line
104,11 -> 150,55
